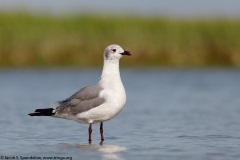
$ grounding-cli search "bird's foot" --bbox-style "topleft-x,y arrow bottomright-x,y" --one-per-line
88,139 -> 92,144
99,140 -> 104,145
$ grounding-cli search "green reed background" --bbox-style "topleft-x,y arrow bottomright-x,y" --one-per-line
0,12 -> 240,68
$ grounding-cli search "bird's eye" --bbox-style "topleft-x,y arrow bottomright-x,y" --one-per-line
112,49 -> 116,52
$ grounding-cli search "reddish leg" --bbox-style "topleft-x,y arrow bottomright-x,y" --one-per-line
88,123 -> 92,143
100,122 -> 104,142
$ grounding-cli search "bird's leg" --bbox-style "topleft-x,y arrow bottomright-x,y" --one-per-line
100,122 -> 104,143
88,123 -> 92,143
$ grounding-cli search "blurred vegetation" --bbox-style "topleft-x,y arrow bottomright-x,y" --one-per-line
0,12 -> 240,68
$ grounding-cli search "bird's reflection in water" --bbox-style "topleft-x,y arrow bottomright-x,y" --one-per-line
98,144 -> 126,160
63,143 -> 127,160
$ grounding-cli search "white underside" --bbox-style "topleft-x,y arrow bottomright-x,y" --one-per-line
76,89 -> 126,124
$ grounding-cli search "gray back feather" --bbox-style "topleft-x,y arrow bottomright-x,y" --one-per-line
56,85 -> 105,115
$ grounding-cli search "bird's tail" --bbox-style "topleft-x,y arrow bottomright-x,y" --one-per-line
28,108 -> 54,116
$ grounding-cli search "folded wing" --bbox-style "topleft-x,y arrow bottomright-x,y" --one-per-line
56,85 -> 106,116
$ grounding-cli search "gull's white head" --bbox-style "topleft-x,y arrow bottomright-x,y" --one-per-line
104,44 -> 132,61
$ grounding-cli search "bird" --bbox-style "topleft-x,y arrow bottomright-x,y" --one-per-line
28,44 -> 132,144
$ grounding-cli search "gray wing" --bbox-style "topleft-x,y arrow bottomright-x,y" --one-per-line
56,85 -> 106,115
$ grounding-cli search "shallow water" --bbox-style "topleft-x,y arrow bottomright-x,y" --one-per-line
0,69 -> 240,160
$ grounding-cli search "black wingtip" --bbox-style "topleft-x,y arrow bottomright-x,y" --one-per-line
35,108 -> 54,113
28,113 -> 46,116
28,108 -> 54,116
28,113 -> 35,116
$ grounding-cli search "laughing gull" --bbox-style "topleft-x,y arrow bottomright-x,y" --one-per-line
28,44 -> 132,143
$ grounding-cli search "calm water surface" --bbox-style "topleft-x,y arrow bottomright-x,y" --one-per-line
0,69 -> 240,160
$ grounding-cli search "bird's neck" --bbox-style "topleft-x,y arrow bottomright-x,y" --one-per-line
100,59 -> 121,83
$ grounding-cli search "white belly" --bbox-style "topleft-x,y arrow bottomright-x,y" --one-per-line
76,87 -> 126,124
